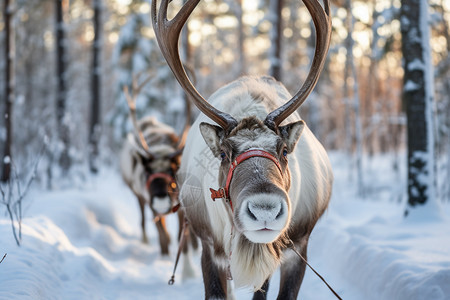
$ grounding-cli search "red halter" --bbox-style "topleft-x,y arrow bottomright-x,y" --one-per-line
146,172 -> 175,190
209,149 -> 283,211
146,172 -> 181,213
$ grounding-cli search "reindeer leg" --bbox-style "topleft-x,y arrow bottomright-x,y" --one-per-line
252,278 -> 270,300
155,216 -> 171,255
277,241 -> 308,300
138,196 -> 148,244
201,242 -> 227,299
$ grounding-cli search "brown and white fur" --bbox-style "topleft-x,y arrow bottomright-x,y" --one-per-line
178,76 -> 333,299
120,116 -> 183,255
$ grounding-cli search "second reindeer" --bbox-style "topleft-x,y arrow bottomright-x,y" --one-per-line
120,73 -> 197,259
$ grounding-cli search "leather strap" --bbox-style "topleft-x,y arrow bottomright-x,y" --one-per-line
210,149 -> 283,211
146,172 -> 175,190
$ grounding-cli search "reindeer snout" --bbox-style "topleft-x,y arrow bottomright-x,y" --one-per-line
247,201 -> 283,222
239,193 -> 289,243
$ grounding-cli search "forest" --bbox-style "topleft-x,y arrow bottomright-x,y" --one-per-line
0,0 -> 450,299
1,0 -> 449,200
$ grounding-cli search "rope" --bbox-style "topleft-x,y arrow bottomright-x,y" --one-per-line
168,218 -> 189,285
288,240 -> 343,300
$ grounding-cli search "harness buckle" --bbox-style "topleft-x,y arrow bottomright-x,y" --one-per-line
210,187 -> 227,201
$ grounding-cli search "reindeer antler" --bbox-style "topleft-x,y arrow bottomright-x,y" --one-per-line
152,0 -> 331,134
264,0 -> 332,131
123,72 -> 154,155
175,63 -> 195,151
124,67 -> 194,157
151,0 -> 238,133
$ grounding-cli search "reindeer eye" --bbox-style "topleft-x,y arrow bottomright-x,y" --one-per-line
282,148 -> 288,157
220,152 -> 226,160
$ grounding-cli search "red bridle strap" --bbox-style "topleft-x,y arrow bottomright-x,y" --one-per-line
209,149 -> 283,211
146,172 -> 175,190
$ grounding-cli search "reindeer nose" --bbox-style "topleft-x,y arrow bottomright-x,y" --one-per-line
247,201 -> 283,222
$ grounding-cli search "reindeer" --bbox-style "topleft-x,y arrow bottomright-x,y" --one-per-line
152,0 -> 333,298
119,73 -> 194,256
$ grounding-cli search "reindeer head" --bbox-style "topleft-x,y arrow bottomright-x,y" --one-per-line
128,128 -> 181,215
152,0 -> 331,241
200,116 -> 304,243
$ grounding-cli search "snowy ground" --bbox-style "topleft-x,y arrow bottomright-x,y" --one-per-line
1,152 -> 449,300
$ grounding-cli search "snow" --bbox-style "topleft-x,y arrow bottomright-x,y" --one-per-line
404,80 -> 420,91
1,153 -> 449,299
407,58 -> 425,71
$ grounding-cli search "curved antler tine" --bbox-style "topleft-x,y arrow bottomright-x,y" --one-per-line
123,72 -> 161,157
151,0 -> 238,133
265,0 -> 331,131
127,132 -> 154,160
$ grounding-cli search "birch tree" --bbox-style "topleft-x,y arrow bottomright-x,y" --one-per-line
1,0 -> 14,183
226,0 -> 245,76
344,0 -> 364,196
401,0 -> 439,216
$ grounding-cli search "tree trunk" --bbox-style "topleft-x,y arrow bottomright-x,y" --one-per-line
344,0 -> 364,196
225,0 -> 245,76
269,0 -> 283,81
1,0 -> 14,183
55,0 -> 71,173
365,0 -> 378,156
401,0 -> 438,216
236,0 -> 245,76
181,0 -> 191,66
89,0 -> 102,174
343,4 -> 352,157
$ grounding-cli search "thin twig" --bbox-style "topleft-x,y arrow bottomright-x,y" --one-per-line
12,164 -> 22,241
0,182 -> 5,199
0,253 -> 6,264
0,144 -> 45,247
6,203 -> 20,246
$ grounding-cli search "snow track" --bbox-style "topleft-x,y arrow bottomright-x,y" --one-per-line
1,154 -> 449,299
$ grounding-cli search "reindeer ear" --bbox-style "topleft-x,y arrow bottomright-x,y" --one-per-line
279,120 -> 305,153
199,122 -> 224,157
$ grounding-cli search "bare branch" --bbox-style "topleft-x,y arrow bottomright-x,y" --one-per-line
0,145 -> 45,246
6,203 -> 20,246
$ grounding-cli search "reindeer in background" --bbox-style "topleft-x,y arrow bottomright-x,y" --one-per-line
119,73 -> 196,257
152,0 -> 333,298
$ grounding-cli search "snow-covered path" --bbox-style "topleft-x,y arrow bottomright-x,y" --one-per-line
1,154 -> 449,300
